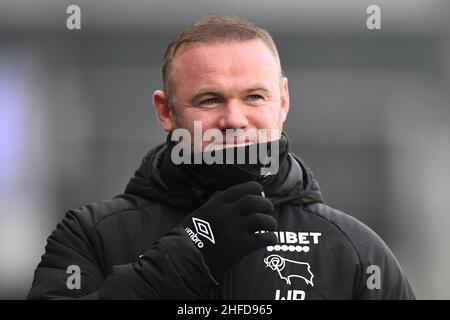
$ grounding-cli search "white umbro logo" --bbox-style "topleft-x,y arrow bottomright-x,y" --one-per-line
192,217 -> 215,244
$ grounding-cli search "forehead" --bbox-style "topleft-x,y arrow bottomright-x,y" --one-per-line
170,39 -> 279,93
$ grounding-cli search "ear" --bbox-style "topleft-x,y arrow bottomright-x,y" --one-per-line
280,77 -> 290,123
153,90 -> 175,132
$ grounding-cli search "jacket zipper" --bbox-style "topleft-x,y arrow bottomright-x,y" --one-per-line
259,171 -> 272,197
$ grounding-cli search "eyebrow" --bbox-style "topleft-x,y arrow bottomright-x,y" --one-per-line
189,90 -> 222,104
244,86 -> 271,94
189,85 -> 271,104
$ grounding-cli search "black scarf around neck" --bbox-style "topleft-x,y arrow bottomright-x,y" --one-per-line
160,132 -> 291,197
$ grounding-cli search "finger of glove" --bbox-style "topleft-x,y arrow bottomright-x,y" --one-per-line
232,194 -> 273,216
245,232 -> 279,252
241,213 -> 277,233
219,181 -> 263,203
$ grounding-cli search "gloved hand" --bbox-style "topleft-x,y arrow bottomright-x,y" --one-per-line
182,181 -> 278,280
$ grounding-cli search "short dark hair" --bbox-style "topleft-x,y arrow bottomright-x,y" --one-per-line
162,15 -> 282,106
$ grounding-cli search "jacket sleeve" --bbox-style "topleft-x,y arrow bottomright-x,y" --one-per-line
27,210 -> 218,300
346,218 -> 416,300
308,203 -> 415,300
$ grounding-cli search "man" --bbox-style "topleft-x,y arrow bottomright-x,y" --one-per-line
28,16 -> 415,299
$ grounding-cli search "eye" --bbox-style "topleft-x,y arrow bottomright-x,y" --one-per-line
200,97 -> 220,106
247,94 -> 263,101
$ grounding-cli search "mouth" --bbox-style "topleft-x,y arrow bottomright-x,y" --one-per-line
223,141 -> 252,147
213,139 -> 253,150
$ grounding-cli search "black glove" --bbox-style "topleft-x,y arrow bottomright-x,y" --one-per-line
182,181 -> 278,280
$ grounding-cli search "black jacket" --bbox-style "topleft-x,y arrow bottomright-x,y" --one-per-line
28,142 -> 415,300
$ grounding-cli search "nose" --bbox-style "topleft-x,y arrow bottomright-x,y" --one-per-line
218,100 -> 249,130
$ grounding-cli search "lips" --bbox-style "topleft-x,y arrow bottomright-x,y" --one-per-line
214,138 -> 253,150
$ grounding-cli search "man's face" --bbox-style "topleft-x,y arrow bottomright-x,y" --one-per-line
154,39 -> 290,150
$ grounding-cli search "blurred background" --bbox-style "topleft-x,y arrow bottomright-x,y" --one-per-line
0,0 -> 449,299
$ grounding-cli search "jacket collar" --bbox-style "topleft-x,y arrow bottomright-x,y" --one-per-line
125,134 -> 323,214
